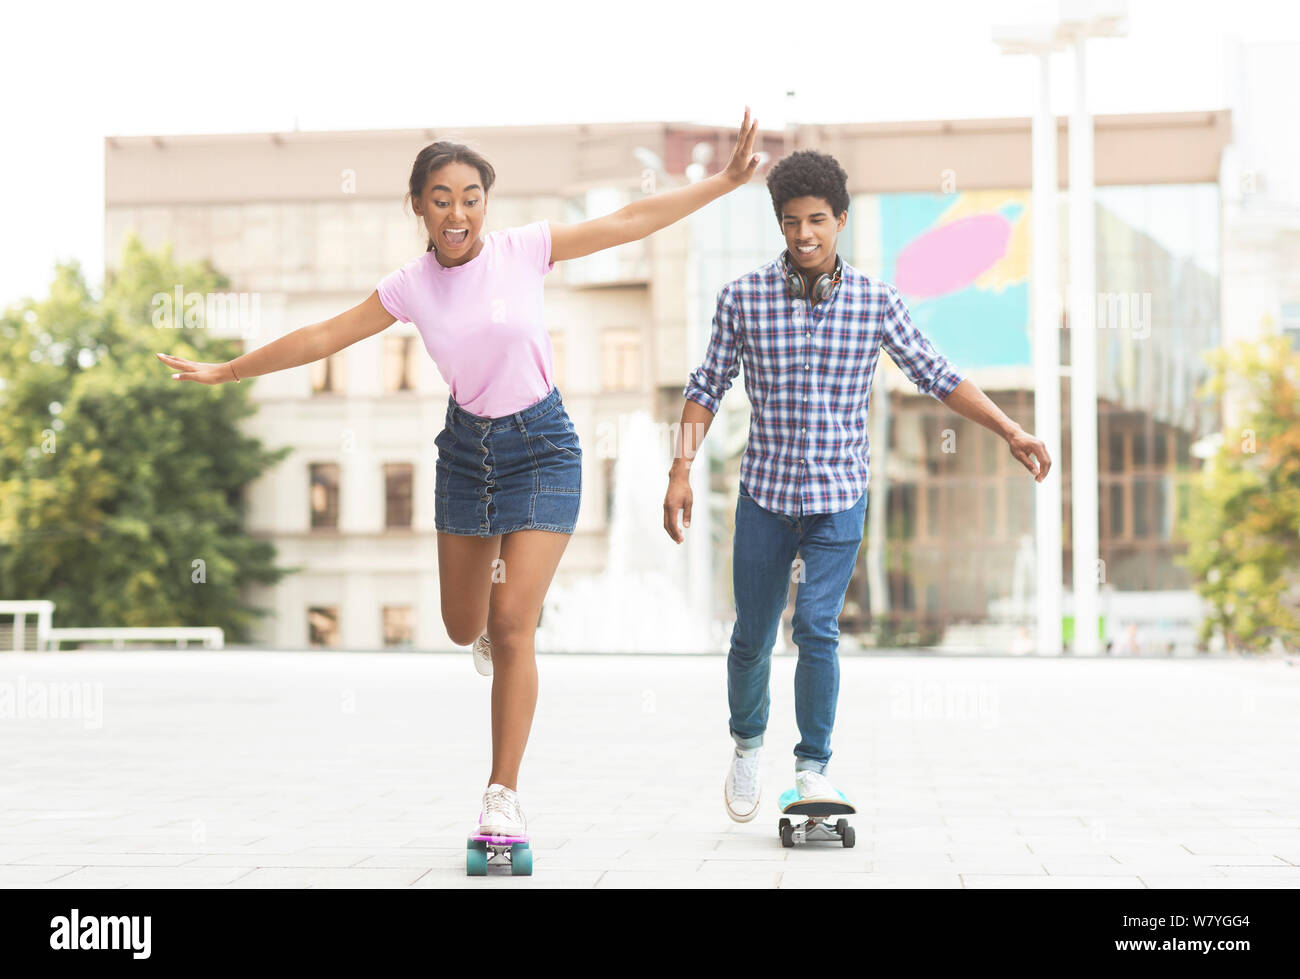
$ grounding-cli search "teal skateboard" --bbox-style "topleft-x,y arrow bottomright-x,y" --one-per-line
778,787 -> 856,848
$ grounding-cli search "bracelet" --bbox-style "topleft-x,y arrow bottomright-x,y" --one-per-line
230,363 -> 241,383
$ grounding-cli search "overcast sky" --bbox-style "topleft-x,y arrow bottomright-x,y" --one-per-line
1,0 -> 1296,310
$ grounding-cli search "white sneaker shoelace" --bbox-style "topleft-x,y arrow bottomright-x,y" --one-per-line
730,755 -> 760,799
481,784 -> 524,831
795,770 -> 838,800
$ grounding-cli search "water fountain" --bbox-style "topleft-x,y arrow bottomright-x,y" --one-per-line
536,410 -> 728,654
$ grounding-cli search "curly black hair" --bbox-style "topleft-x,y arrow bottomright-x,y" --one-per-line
766,150 -> 850,222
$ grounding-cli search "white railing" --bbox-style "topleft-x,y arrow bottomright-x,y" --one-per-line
46,627 -> 224,651
0,600 -> 55,651
0,601 -> 223,651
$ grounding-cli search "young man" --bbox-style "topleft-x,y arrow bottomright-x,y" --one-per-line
663,150 -> 1051,821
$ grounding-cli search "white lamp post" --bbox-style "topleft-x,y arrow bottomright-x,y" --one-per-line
993,22 -> 1066,656
994,0 -> 1128,656
1058,0 -> 1128,655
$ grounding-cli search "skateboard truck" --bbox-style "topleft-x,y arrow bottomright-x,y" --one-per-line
777,787 -> 857,848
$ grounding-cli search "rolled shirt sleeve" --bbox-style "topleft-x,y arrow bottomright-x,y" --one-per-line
682,284 -> 743,415
881,283 -> 964,401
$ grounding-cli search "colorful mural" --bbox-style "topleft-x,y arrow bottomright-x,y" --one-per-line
878,191 -> 1032,368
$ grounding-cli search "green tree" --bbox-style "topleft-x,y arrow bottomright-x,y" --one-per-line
1178,329 -> 1300,653
0,234 -> 295,643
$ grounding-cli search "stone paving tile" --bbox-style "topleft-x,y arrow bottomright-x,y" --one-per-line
962,874 -> 1146,889
10,851 -> 200,867
183,852 -> 381,869
1176,853 -> 1292,866
596,870 -> 780,888
1137,876 -> 1298,889
3,651 -> 1298,888
865,856 -> 963,874
410,869 -> 605,889
608,856 -> 709,872
226,867 -> 427,888
0,866 -> 83,886
45,867 -> 255,888
1213,866 -> 1300,879
779,872 -> 964,889
1040,858 -> 1142,875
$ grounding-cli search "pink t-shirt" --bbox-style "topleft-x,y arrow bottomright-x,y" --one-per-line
376,220 -> 556,418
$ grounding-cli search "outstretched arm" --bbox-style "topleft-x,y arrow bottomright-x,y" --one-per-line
942,379 -> 1052,483
548,107 -> 760,263
157,291 -> 395,384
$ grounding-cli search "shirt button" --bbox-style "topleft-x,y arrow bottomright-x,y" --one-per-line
804,364 -> 809,370
806,332 -> 811,337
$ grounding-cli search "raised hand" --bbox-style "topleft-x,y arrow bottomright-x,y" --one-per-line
721,106 -> 760,187
156,352 -> 239,385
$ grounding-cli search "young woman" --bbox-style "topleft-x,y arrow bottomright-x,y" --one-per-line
157,107 -> 761,841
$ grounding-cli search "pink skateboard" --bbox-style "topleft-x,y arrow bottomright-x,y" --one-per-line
467,831 -> 532,876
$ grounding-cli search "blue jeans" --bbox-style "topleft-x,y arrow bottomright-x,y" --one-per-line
727,481 -> 867,773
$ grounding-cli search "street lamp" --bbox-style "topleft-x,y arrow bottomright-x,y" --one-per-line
994,0 -> 1128,657
993,22 -> 1067,657
1061,0 -> 1128,657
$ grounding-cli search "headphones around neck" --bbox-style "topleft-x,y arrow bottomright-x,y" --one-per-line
781,250 -> 843,303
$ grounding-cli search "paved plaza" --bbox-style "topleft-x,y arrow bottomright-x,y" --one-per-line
1,649 -> 1297,889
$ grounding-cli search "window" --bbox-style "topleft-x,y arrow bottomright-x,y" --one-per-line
601,328 -> 641,391
383,335 -> 417,392
383,606 -> 414,648
1132,427 -> 1149,467
311,351 -> 347,394
888,482 -> 916,538
384,464 -> 413,528
925,486 -> 941,538
1108,431 -> 1125,474
308,606 -> 340,647
1109,483 -> 1125,537
310,463 -> 340,529
1133,478 -> 1150,538
983,484 -> 999,538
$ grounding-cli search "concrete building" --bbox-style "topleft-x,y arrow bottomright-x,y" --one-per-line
104,110 -> 1231,651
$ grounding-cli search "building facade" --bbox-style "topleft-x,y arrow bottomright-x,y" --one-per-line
104,110 -> 1231,651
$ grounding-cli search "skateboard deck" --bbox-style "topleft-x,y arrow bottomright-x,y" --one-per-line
467,831 -> 533,876
777,788 -> 857,848
778,787 -> 856,815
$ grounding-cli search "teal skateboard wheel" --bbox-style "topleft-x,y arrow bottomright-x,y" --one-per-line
510,842 -> 532,876
466,840 -> 488,876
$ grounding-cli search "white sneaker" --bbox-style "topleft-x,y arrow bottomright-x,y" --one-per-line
477,783 -> 526,838
795,769 -> 840,802
724,746 -> 762,822
472,634 -> 492,676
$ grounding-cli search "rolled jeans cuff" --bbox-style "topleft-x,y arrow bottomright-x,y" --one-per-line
731,730 -> 763,752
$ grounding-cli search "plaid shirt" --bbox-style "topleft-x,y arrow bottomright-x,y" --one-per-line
683,256 -> 965,516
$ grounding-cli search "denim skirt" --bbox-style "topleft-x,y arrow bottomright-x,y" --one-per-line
434,385 -> 582,537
